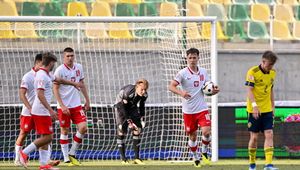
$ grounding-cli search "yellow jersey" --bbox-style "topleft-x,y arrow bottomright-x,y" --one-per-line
245,65 -> 276,113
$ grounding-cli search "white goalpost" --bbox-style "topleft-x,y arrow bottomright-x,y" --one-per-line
0,16 -> 218,163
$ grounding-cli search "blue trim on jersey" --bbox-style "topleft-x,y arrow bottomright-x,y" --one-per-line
245,81 -> 254,87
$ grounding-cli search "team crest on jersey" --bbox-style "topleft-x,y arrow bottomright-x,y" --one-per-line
61,120 -> 65,125
38,80 -> 45,87
194,81 -> 199,87
248,122 -> 252,128
186,127 -> 190,133
49,126 -> 53,132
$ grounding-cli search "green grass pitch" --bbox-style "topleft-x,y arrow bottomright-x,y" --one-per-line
1,159 -> 300,170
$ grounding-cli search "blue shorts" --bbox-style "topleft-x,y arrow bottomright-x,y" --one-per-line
248,112 -> 274,133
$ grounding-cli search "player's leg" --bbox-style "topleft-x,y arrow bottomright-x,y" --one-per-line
15,115 -> 34,165
68,107 -> 87,165
47,144 -> 60,166
183,113 -> 200,167
115,108 -> 129,164
200,126 -> 211,165
39,144 -> 59,170
19,115 -> 53,168
248,113 -> 260,170
131,119 -> 144,165
197,110 -> 212,165
263,112 -> 278,170
58,108 -> 72,164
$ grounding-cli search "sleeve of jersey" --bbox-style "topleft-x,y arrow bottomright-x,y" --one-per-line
174,71 -> 182,85
203,69 -> 211,82
114,90 -> 128,118
20,76 -> 28,89
245,69 -> 255,87
139,96 -> 147,117
79,64 -> 84,80
53,67 -> 62,84
36,74 -> 46,90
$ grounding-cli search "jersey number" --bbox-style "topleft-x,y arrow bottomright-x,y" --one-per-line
205,114 -> 211,121
80,110 -> 86,116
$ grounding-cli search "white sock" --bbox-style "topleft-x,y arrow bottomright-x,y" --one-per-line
60,134 -> 69,162
39,149 -> 49,166
188,140 -> 199,160
23,143 -> 37,155
15,145 -> 21,162
47,145 -> 51,161
201,136 -> 211,154
69,131 -> 83,156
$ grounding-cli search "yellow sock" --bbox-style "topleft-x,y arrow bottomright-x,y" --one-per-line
264,147 -> 274,165
248,148 -> 256,164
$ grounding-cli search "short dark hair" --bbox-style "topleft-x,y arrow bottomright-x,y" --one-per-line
64,47 -> 74,53
186,48 -> 199,56
34,53 -> 43,64
262,51 -> 277,64
42,52 -> 57,66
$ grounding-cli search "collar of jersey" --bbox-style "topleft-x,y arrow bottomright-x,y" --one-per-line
259,64 -> 269,74
64,63 -> 75,70
187,66 -> 200,75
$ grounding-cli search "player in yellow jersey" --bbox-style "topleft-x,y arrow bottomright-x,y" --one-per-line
245,51 -> 278,170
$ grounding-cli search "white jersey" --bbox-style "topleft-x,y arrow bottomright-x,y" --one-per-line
31,68 -> 55,116
174,67 -> 210,114
54,63 -> 84,109
20,68 -> 38,116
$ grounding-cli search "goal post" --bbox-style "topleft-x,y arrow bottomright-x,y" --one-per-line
0,16 -> 218,162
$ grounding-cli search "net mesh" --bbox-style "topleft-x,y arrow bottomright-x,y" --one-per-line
0,21 -> 214,162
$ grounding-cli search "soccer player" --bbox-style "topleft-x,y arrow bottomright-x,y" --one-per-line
168,48 -> 219,167
245,51 -> 278,170
15,54 -> 59,167
53,47 -> 90,166
19,52 -> 81,170
114,78 -> 149,165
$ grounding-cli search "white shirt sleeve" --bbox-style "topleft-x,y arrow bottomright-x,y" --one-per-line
174,71 -> 183,84
79,64 -> 84,80
20,75 -> 29,89
36,74 -> 47,90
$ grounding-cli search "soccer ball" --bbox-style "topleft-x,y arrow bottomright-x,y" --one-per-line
202,81 -> 214,96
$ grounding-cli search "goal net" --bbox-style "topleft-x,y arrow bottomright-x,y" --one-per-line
0,16 -> 217,163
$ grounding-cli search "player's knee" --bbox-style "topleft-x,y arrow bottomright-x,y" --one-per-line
132,129 -> 141,136
79,126 -> 87,134
60,128 -> 69,135
264,130 -> 273,139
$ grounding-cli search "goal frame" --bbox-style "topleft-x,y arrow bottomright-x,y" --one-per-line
0,16 -> 218,161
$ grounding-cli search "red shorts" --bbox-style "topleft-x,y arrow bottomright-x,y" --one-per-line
183,110 -> 211,134
58,106 -> 86,128
20,115 -> 35,133
31,115 -> 53,135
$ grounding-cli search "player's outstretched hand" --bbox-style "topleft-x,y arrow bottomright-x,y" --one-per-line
61,105 -> 70,116
50,109 -> 58,120
84,101 -> 90,111
181,90 -> 191,99
74,82 -> 83,91
127,119 -> 138,130
212,85 -> 220,95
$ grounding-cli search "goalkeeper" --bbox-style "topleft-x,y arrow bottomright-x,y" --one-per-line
114,78 -> 149,165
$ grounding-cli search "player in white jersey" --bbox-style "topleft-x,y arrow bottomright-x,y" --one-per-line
53,47 -> 90,166
169,48 -> 219,167
15,54 -> 60,167
19,52 -> 82,170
